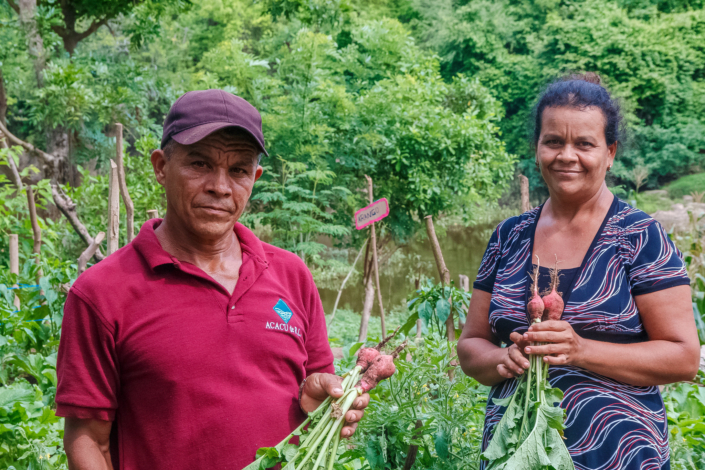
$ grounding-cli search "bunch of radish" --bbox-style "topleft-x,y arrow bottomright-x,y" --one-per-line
244,331 -> 406,470
483,255 -> 575,470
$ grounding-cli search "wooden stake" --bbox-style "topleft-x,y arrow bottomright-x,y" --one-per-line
107,159 -> 120,255
328,238 -> 368,328
78,232 -> 105,275
147,209 -> 159,219
26,185 -> 41,258
364,175 -> 385,337
520,174 -> 532,213
115,124 -> 135,243
9,234 -> 20,309
424,215 -> 455,341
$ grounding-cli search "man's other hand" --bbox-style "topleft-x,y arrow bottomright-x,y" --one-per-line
300,373 -> 370,438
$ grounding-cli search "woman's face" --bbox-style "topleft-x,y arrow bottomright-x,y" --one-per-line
536,106 -> 616,202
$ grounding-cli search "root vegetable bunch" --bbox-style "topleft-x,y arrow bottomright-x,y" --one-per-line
245,331 -> 406,470
482,256 -> 575,470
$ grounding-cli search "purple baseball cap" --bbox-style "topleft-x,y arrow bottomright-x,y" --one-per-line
160,89 -> 268,156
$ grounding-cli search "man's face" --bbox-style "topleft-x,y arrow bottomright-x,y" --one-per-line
151,129 -> 263,241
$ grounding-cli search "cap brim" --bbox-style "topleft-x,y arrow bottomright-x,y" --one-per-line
170,122 -> 268,156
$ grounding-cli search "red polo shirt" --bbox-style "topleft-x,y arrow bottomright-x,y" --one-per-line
56,220 -> 334,470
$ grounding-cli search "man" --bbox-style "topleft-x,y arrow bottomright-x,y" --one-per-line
56,89 -> 369,470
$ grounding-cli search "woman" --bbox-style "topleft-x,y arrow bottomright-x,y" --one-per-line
458,74 -> 700,469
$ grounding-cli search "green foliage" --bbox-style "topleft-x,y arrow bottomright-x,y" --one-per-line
405,280 -> 471,338
411,0 -> 705,189
667,172 -> 705,199
345,335 -> 487,470
663,379 -> 705,470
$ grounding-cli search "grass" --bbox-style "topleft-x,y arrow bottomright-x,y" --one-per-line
635,190 -> 675,214
326,303 -> 409,348
666,173 -> 705,199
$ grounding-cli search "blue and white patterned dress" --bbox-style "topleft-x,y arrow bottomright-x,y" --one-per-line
474,196 -> 690,470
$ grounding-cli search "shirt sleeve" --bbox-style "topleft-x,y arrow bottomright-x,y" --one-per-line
473,224 -> 503,293
55,287 -> 119,421
627,219 -> 691,296
303,272 -> 335,376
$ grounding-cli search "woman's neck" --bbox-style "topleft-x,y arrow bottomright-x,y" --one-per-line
544,183 -> 613,223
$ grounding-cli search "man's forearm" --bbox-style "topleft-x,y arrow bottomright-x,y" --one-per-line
64,418 -> 113,470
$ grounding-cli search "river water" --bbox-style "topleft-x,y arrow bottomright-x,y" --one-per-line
318,223 -> 497,314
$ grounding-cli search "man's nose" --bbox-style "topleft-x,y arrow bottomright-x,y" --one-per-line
204,168 -> 232,197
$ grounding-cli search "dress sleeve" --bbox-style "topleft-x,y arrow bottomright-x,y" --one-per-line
55,288 -> 119,421
627,219 -> 691,296
303,272 -> 335,376
473,225 -> 502,293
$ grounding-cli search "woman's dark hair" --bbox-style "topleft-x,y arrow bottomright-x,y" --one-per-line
532,72 -> 624,148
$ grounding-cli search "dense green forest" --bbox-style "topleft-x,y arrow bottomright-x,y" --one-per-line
0,0 -> 704,468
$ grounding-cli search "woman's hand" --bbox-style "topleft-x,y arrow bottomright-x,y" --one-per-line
522,320 -> 584,366
300,373 -> 370,438
498,332 -> 532,378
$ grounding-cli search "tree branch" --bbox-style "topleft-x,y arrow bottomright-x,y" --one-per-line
78,232 -> 105,275
5,0 -> 20,14
52,184 -> 104,261
0,132 -> 23,189
0,119 -> 55,166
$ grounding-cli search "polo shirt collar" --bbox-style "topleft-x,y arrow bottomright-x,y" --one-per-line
133,219 -> 269,271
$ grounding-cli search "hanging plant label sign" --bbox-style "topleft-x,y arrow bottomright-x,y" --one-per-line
354,198 -> 390,230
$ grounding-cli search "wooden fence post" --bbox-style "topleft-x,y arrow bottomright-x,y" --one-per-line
26,186 -> 41,259
78,232 -> 106,275
520,174 -> 532,213
107,160 -> 120,255
115,123 -> 135,243
147,209 -> 159,219
364,175 -> 386,337
424,215 -> 455,341
9,234 -> 20,309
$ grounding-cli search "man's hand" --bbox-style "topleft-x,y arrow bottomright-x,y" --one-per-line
300,373 -> 370,438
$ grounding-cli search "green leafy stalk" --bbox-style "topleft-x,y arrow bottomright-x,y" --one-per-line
482,325 -> 574,470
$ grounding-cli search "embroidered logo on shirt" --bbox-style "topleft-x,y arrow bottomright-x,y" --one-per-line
273,299 -> 293,323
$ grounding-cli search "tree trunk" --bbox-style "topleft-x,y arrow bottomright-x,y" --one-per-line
520,175 -> 532,213
115,124 -> 135,243
358,276 -> 375,342
18,0 -> 45,87
0,68 -> 6,125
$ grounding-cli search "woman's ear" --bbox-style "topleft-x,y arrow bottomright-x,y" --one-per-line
607,142 -> 618,167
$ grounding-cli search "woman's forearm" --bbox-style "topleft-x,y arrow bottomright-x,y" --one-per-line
457,337 -> 515,387
572,338 -> 699,386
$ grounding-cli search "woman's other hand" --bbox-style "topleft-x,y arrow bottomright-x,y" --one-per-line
498,332 -> 532,378
522,321 -> 584,366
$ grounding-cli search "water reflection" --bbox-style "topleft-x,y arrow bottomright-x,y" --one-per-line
319,224 -> 496,314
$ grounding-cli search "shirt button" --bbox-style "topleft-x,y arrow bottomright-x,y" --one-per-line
231,306 -> 235,309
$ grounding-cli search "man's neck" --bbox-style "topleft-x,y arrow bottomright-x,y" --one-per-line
154,215 -> 242,272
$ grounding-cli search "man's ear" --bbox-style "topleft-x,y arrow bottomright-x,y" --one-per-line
254,165 -> 264,182
151,149 -> 167,186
